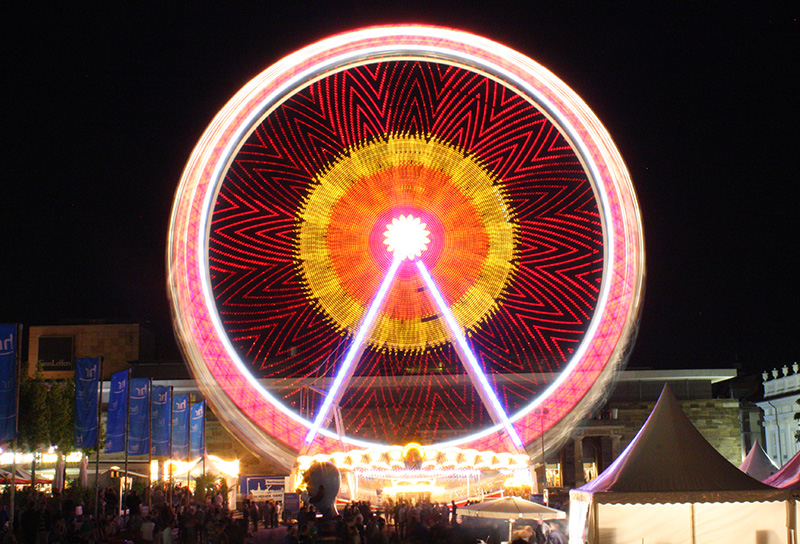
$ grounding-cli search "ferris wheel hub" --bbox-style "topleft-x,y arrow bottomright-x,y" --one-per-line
383,214 -> 431,261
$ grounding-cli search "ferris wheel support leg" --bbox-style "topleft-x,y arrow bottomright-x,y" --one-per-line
415,260 -> 525,452
303,257 -> 403,448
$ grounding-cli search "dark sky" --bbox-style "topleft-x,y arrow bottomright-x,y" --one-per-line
4,3 -> 797,375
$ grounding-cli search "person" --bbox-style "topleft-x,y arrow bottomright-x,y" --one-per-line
156,504 -> 175,544
510,529 -> 529,544
222,516 -> 245,544
533,522 -> 547,544
104,487 -> 117,517
546,521 -> 566,544
242,500 -> 251,533
449,501 -> 457,525
141,515 -> 156,543
283,525 -> 299,544
126,490 -> 142,530
347,524 -> 360,544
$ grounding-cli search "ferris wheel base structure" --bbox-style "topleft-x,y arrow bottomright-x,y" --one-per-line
168,25 -> 644,473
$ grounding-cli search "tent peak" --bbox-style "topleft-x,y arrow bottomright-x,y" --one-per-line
576,381 -> 772,494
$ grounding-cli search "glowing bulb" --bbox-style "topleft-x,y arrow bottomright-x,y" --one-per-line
383,215 -> 430,260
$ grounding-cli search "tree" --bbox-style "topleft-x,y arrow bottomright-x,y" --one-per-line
794,398 -> 800,443
47,380 -> 75,452
17,369 -> 49,452
193,473 -> 218,503
17,370 -> 75,452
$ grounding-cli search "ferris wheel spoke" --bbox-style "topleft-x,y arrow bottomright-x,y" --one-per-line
415,260 -> 524,451
304,257 -> 403,446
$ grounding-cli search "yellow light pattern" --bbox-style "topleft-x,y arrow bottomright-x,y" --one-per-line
297,134 -> 516,351
383,482 -> 445,495
297,444 -> 529,473
162,456 -> 239,478
207,455 -> 240,478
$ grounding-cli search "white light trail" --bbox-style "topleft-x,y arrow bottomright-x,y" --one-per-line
415,260 -> 524,449
304,257 -> 403,445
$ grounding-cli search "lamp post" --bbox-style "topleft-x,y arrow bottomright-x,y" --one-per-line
535,408 -> 549,500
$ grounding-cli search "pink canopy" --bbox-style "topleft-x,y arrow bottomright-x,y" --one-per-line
739,440 -> 778,482
764,449 -> 800,488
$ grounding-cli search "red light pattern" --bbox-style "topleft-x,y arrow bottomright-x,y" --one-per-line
210,60 -> 601,444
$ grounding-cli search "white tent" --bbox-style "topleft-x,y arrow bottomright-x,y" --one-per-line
461,496 -> 566,542
740,440 -> 779,482
569,385 -> 794,544
460,495 -> 566,520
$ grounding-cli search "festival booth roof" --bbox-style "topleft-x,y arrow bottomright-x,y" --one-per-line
569,385 -> 792,544
740,441 -> 779,482
0,467 -> 53,485
764,450 -> 800,489
460,496 -> 566,520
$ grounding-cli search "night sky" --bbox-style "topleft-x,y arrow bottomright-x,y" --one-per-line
4,3 -> 796,375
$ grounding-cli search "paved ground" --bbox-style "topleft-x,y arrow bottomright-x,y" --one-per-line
245,526 -> 288,544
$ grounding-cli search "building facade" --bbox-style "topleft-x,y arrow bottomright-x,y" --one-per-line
757,363 -> 800,467
28,323 -> 155,379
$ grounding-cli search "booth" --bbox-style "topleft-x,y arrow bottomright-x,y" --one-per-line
569,385 -> 794,544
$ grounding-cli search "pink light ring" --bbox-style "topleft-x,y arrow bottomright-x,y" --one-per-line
183,138 -> 330,445
170,26 -> 642,452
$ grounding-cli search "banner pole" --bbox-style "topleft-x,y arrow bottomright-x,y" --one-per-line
186,399 -> 191,503
10,324 -> 21,530
121,369 -> 130,517
202,402 -> 206,476
147,377 -> 152,511
95,357 -> 104,518
168,386 -> 173,508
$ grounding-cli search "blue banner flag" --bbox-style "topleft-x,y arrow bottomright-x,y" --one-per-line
0,325 -> 18,443
151,385 -> 171,457
190,400 -> 206,459
105,369 -> 129,453
171,394 -> 189,460
74,357 -> 100,449
128,378 -> 150,456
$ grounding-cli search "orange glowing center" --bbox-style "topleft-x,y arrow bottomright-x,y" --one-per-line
383,214 -> 431,261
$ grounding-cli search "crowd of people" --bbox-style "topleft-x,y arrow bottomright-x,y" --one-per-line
0,484 -> 235,544
281,497 -> 567,544
0,486 -> 567,544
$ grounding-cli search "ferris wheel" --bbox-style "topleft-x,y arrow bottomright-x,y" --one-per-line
168,25 -> 644,469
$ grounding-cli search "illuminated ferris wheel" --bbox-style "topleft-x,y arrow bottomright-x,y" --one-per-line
168,26 -> 644,469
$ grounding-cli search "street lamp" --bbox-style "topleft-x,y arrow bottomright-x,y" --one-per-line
535,408 -> 549,501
